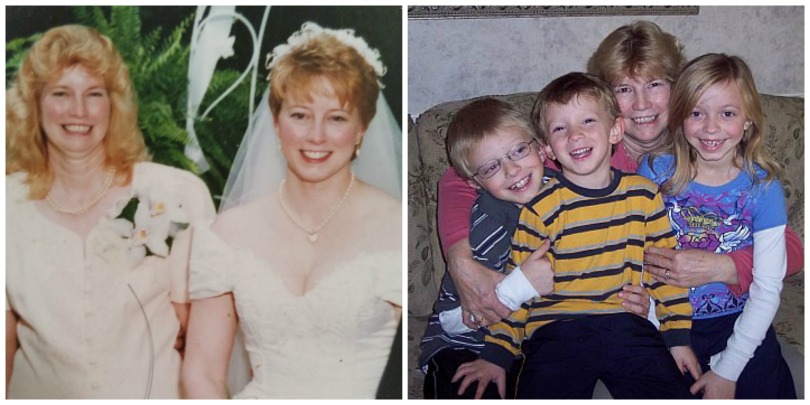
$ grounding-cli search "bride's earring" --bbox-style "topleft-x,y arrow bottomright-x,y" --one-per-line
352,143 -> 361,160
744,121 -> 752,131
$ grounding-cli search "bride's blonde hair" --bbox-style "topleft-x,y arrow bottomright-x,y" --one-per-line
266,22 -> 383,129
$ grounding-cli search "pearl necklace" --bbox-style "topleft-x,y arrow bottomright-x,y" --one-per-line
278,174 -> 355,243
45,168 -> 115,215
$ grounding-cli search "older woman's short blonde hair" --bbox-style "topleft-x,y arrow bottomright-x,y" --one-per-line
587,20 -> 685,87
6,24 -> 147,199
267,27 -> 380,129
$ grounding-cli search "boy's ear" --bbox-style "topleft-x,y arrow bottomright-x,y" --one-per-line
466,178 -> 482,190
536,144 -> 548,162
609,116 -> 624,145
543,144 -> 556,161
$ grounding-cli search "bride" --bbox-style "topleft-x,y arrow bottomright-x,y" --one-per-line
181,22 -> 402,399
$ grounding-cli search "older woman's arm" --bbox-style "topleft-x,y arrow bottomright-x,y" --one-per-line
644,247 -> 737,288
181,294 -> 238,399
6,310 -> 18,396
437,168 -> 511,327
445,240 -> 511,327
644,225 -> 803,291
726,226 -> 803,295
437,168 -> 478,253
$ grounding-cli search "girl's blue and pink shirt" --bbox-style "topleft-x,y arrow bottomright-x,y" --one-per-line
637,154 -> 787,320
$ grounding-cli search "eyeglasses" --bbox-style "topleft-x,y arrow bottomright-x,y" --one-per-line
473,139 -> 538,179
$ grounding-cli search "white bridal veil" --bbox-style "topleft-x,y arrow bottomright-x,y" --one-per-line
219,87 -> 402,212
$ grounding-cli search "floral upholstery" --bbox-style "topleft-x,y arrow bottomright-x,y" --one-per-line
761,94 -> 805,349
407,92 -> 804,398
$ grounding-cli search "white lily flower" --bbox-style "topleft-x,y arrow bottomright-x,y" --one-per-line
130,223 -> 171,258
128,243 -> 147,264
91,218 -> 132,266
146,233 -> 170,258
163,199 -> 191,238
110,218 -> 134,238
108,196 -> 132,219
133,198 -> 151,228
144,182 -> 191,237
130,198 -> 170,257
97,181 -> 192,266
151,200 -> 167,217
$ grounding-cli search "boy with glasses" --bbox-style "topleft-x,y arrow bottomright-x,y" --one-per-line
420,98 -> 557,399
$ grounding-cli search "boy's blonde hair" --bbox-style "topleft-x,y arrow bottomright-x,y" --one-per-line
446,98 -> 538,179
662,53 -> 780,195
587,20 -> 685,87
531,72 -> 621,144
6,25 -> 147,199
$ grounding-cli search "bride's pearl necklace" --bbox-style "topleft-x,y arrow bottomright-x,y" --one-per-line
278,174 -> 355,243
45,168 -> 115,215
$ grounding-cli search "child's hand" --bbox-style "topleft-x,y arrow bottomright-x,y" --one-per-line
690,370 -> 736,399
451,358 -> 507,399
669,345 -> 702,381
618,284 -> 651,317
519,239 -> 554,296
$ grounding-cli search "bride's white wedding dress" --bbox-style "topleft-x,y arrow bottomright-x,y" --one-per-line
189,226 -> 401,399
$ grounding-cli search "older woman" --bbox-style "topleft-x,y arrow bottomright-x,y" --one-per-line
181,22 -> 402,399
5,25 -> 215,399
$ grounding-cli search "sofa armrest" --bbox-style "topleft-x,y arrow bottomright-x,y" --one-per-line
408,115 -> 443,317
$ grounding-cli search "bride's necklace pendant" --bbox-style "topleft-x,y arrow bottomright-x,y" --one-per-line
279,174 -> 355,244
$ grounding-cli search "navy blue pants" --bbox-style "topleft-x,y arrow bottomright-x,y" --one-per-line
423,348 -> 522,399
516,313 -> 693,399
688,313 -> 796,399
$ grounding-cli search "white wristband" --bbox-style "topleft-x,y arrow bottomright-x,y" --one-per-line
496,266 -> 540,311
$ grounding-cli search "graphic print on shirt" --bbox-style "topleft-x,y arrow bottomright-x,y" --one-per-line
666,192 -> 753,319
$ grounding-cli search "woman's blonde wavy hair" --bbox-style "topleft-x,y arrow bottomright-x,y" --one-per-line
662,53 -> 781,195
6,24 -> 147,199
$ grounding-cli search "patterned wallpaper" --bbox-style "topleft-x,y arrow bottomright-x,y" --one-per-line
408,6 -> 804,115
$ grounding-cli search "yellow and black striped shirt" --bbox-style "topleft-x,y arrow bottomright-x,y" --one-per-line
482,169 -> 691,366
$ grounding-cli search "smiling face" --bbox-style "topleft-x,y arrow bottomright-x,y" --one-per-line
543,95 -> 623,189
466,128 -> 545,205
274,76 -> 366,184
613,75 -> 671,146
39,65 -> 110,159
683,79 -> 749,172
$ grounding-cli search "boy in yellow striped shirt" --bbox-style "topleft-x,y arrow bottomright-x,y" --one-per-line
455,73 -> 700,399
